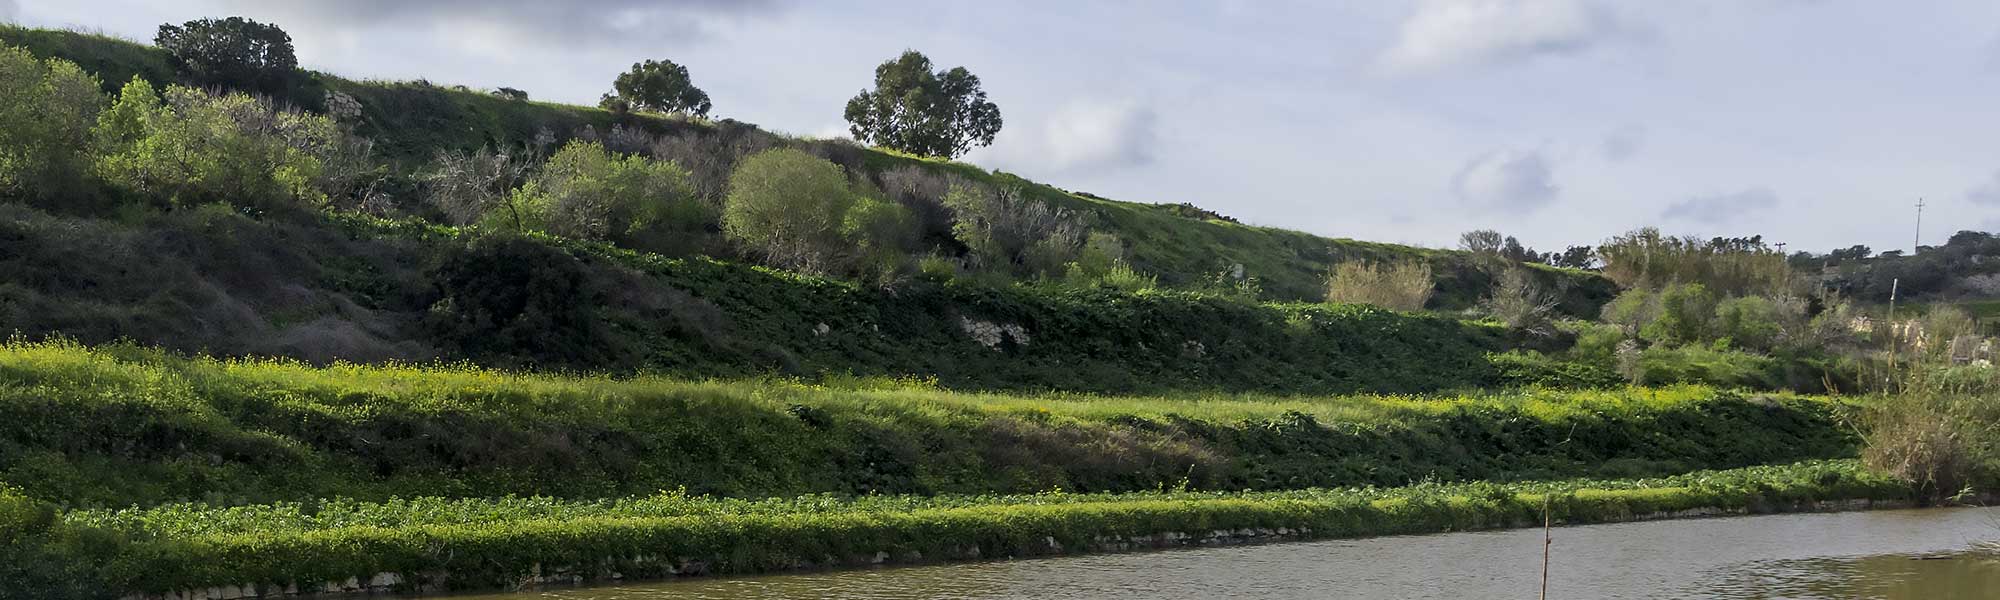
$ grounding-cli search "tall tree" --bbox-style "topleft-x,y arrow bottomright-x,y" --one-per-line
602,59 -> 711,117
844,50 -> 1001,159
154,17 -> 297,95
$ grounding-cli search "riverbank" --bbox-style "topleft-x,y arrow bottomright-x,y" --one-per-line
0,340 -> 1859,508
5,460 -> 1916,599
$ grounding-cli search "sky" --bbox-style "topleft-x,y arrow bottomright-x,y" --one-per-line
8,0 -> 1999,254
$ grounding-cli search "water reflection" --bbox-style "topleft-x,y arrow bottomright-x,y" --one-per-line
453,507 -> 2000,600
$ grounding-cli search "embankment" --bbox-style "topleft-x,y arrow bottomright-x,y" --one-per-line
0,341 -> 1858,507
2,461 -> 1913,598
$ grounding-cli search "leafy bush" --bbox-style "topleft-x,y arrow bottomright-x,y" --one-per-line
0,46 -> 102,206
841,196 -> 918,281
1324,259 -> 1434,311
91,79 -> 344,212
723,148 -> 856,274
1640,283 -> 1717,346
512,140 -> 712,255
943,183 -> 1088,278
1712,295 -> 1793,352
423,234 -> 615,368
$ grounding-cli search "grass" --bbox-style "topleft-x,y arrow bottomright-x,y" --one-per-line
2,460 -> 1907,598
1,340 -> 1862,509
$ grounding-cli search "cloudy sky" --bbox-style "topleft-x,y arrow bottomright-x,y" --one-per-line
8,0 -> 1999,253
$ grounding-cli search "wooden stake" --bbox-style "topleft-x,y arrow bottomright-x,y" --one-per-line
1539,495 -> 1552,600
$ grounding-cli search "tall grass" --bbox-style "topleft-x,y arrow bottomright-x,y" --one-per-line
1861,367 -> 2000,502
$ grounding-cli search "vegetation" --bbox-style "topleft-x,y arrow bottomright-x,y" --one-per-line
152,17 -> 297,96
0,460 -> 1903,598
601,58 -> 712,117
0,46 -> 100,205
1325,260 -> 1435,312
844,50 -> 1002,159
0,341 -> 1860,509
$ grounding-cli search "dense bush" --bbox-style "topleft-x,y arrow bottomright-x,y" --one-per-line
1597,228 -> 1796,297
92,79 -> 345,212
423,234 -> 615,368
722,148 -> 857,274
1324,259 -> 1434,311
0,46 -> 102,206
511,140 -> 713,255
946,184 -> 1087,277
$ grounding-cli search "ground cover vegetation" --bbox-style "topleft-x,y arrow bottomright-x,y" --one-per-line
1,460 -> 1903,598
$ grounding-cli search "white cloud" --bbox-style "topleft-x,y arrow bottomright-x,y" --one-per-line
1662,187 -> 1780,224
1452,149 -> 1559,211
976,99 -> 1158,174
215,0 -> 786,51
1379,0 -> 1627,73
1599,124 -> 1644,161
1968,170 -> 2000,206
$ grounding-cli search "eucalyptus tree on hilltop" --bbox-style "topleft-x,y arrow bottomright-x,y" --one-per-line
601,59 -> 712,117
844,50 -> 1002,159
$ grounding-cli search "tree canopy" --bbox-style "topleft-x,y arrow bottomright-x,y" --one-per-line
603,59 -> 712,117
844,50 -> 1001,159
154,17 -> 297,94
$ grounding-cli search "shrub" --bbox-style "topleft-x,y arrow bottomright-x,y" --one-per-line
424,234 -> 614,368
1862,385 -> 1995,502
492,87 -> 529,101
722,148 -> 856,274
512,140 -> 710,255
603,58 -> 711,116
153,17 -> 297,95
0,46 -> 102,206
1482,266 -> 1558,334
91,79 -> 344,212
1324,259 -> 1434,311
1597,227 -> 1795,297
423,147 -> 533,229
944,184 -> 1086,277
1712,295 -> 1789,352
841,196 -> 919,281
1640,283 -> 1717,346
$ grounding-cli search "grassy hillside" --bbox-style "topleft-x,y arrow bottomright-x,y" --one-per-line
0,24 -> 1614,310
0,341 -> 1857,508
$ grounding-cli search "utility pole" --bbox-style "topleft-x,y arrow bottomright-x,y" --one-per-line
1914,198 -> 1926,254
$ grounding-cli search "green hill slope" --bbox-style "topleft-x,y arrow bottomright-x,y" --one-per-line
0,24 -> 1614,310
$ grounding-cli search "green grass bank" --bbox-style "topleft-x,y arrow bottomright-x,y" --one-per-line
0,461 -> 1911,598
1,341 -> 1860,508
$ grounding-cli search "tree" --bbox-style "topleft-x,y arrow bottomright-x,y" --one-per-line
0,46 -> 103,205
1552,245 -> 1597,269
844,50 -> 1001,158
154,17 -> 297,94
424,147 -> 532,230
1458,229 -> 1504,255
603,59 -> 711,116
722,148 -> 855,273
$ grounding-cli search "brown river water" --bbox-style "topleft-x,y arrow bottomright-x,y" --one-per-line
454,506 -> 2000,600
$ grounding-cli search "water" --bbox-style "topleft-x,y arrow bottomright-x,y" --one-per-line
456,507 -> 2000,600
